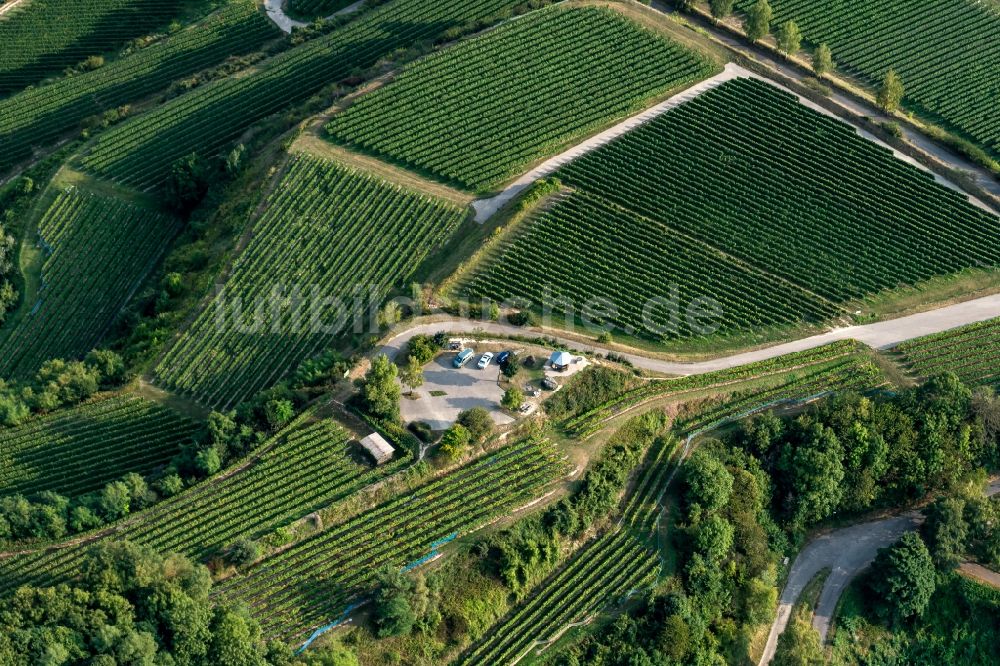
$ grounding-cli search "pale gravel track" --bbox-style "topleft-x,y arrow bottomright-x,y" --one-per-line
471,62 -> 748,221
263,0 -> 363,34
0,0 -> 28,17
472,61 -> 993,222
379,293 -> 1000,375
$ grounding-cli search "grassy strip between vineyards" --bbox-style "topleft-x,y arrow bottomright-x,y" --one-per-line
80,0 -> 547,190
562,340 -> 875,437
0,393 -> 202,499
154,154 -> 465,409
0,186 -> 179,378
287,0 -> 356,20
0,0 -> 277,177
895,317 -> 1000,388
325,5 -> 718,192
212,437 -> 566,642
0,410 -> 403,595
486,78 -> 998,336
0,0 -> 192,94
734,0 -> 1000,156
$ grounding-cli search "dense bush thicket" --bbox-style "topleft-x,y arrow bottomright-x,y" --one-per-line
546,375 -> 997,664
0,540 -> 354,664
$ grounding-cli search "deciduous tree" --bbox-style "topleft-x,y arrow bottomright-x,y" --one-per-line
777,20 -> 802,56
746,0 -> 772,42
362,354 -> 401,420
877,68 -> 904,112
869,532 -> 936,623
710,0 -> 735,20
814,42 -> 834,76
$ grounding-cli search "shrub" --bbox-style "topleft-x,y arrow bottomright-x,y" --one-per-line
457,407 -> 494,443
227,538 -> 261,567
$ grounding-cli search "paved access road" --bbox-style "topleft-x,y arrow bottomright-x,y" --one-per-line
759,479 -> 1000,665
264,0 -> 364,33
380,293 -> 1000,377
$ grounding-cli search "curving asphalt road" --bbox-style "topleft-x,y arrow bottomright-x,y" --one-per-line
759,479 -> 1000,665
379,293 -> 1000,374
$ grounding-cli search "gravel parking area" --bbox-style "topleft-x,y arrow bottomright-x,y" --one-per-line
399,352 -> 515,430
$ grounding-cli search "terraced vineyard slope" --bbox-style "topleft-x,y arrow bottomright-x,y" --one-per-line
896,317 -> 1000,387
735,0 -> 1000,155
326,5 -> 717,192
458,430 -> 676,666
464,78 -> 1000,342
0,0 -> 277,175
154,155 -> 464,409
0,413 -> 401,595
0,0 -> 193,95
0,187 -> 179,378
0,394 -> 202,499
214,437 -> 565,641
81,0 -> 541,190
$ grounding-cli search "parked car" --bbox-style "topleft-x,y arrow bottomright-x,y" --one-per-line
519,402 -> 535,415
524,384 -> 541,398
541,377 -> 559,391
453,348 -> 474,368
477,352 -> 494,369
496,351 -> 511,367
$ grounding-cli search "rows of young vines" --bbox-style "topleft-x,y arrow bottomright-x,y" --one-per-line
0,0 -> 277,175
0,0 -> 191,94
81,0 -> 541,190
557,78 -> 1000,305
735,0 -> 1000,154
213,437 -> 566,641
464,189 -> 840,338
896,317 -> 1000,388
0,413 -> 400,595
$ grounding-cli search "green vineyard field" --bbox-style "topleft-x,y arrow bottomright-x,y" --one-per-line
0,187 -> 179,378
538,78 -> 999,315
81,0 -> 540,190
735,0 -> 1000,155
0,394 -> 202,499
0,434 -> 562,645
0,0 -> 190,95
465,189 -> 839,337
154,155 -> 464,409
0,413 -> 402,594
459,530 -> 659,665
325,5 -> 717,192
896,317 -> 1000,387
213,437 -> 565,641
0,0 -> 277,175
